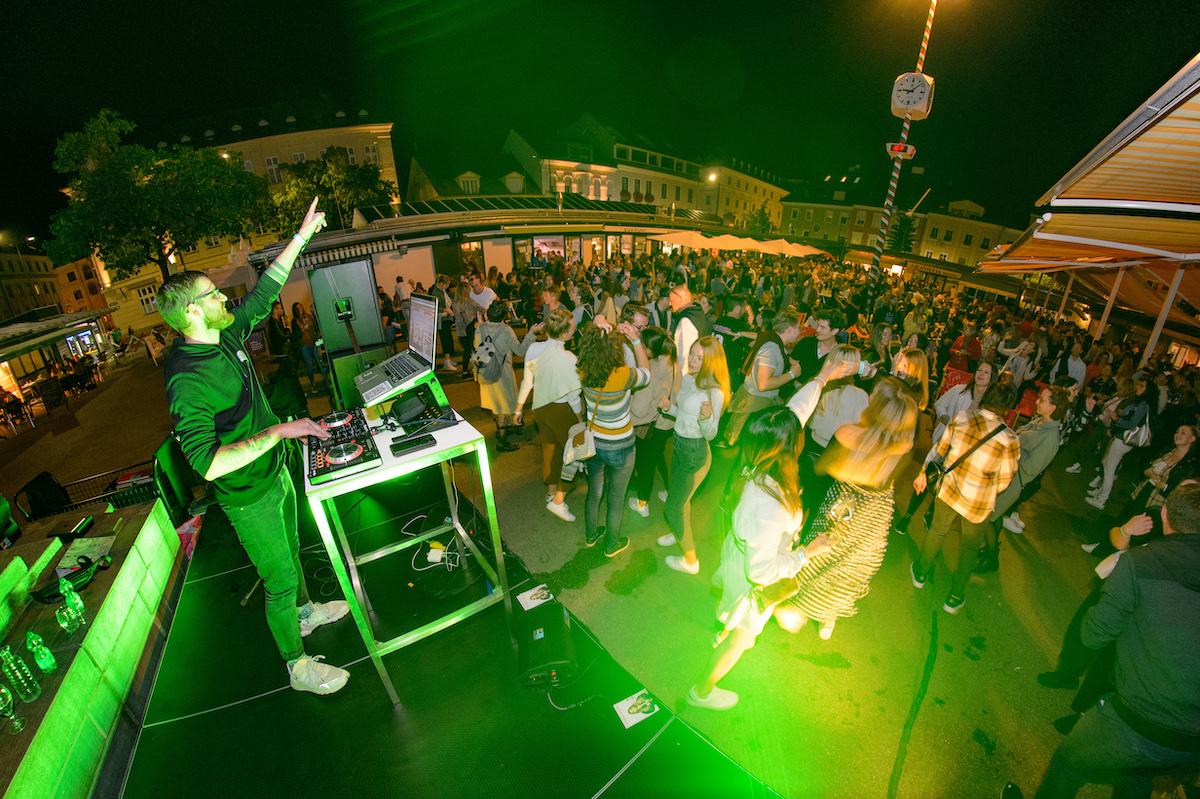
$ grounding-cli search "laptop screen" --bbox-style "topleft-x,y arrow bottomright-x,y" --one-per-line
407,294 -> 438,365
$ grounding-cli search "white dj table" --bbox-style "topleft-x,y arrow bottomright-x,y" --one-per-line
303,413 -> 509,705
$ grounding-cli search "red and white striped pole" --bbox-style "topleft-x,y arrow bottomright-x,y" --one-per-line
869,0 -> 939,281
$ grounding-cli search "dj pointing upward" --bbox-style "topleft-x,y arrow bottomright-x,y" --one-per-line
158,197 -> 353,696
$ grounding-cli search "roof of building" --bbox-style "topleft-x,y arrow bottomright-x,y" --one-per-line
136,96 -> 391,151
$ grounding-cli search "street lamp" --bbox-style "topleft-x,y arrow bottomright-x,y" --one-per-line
868,0 -> 942,283
709,171 -> 723,226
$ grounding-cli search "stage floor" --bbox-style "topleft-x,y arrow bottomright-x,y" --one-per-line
118,482 -> 776,799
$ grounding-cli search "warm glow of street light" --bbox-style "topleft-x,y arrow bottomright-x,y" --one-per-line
708,173 -> 717,181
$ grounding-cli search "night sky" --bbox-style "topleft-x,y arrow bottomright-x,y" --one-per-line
4,0 -> 1197,245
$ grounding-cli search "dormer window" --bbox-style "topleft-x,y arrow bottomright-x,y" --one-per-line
457,171 -> 480,194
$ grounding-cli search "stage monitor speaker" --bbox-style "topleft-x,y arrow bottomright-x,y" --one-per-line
328,346 -> 391,410
308,259 -> 385,352
517,602 -> 577,688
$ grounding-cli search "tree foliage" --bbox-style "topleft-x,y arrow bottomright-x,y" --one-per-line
47,109 -> 274,282
272,146 -> 396,231
747,202 -> 774,235
886,213 -> 918,253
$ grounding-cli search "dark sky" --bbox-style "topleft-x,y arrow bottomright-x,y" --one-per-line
3,0 -> 1197,244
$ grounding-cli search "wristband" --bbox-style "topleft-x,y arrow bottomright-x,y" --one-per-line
293,234 -> 309,245
631,338 -> 642,347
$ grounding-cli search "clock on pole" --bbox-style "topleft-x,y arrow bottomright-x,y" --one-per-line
890,72 -> 935,120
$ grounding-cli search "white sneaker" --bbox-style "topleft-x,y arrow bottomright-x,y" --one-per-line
665,555 -> 699,575
547,500 -> 576,522
289,655 -> 349,695
1002,514 -> 1026,534
657,532 -> 677,547
1081,542 -> 1100,553
658,490 -> 669,503
628,497 -> 649,517
687,685 -> 738,710
298,601 -> 350,638
442,358 -> 458,370
1087,487 -> 1102,498
1065,463 -> 1082,474
1085,496 -> 1106,510
1089,475 -> 1102,489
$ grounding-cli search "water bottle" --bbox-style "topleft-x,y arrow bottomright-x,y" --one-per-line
25,632 -> 56,674
59,579 -> 85,622
0,646 -> 41,703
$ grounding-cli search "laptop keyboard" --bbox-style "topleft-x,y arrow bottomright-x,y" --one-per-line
383,356 -> 418,383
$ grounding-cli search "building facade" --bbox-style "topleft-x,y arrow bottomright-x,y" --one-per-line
55,256 -> 109,315
916,201 -> 1021,266
0,244 -> 61,321
505,115 -> 785,232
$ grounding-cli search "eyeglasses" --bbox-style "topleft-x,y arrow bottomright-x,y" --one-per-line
190,286 -> 224,305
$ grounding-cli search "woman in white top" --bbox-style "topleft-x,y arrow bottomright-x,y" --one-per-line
931,361 -> 994,445
515,310 -> 583,522
685,406 -> 830,711
659,336 -> 731,575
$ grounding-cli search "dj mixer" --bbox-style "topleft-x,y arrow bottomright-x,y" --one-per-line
306,408 -> 383,485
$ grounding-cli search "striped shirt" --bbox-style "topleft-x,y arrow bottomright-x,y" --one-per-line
934,408 -> 1021,524
583,365 -> 650,450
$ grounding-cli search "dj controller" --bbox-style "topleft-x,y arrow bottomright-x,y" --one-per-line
306,408 -> 383,485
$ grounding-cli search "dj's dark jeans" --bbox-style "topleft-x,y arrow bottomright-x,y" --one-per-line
223,469 -> 310,662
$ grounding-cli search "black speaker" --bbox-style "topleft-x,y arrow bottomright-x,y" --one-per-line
517,602 -> 577,687
328,346 -> 391,409
307,259 -> 385,352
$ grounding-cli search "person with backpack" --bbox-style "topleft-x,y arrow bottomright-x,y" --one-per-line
473,303 -> 538,453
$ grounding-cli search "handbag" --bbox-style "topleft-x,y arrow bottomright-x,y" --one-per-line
563,421 -> 596,465
1123,421 -> 1151,448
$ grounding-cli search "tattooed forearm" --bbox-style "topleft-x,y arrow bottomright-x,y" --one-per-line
218,430 -> 274,465
205,427 -> 280,480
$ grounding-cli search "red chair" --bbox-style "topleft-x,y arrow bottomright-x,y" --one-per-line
936,367 -> 972,400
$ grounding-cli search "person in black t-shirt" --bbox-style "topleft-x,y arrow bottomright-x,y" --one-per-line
711,294 -> 755,393
790,307 -> 846,385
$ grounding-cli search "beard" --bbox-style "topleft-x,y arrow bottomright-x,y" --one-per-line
203,304 -> 234,331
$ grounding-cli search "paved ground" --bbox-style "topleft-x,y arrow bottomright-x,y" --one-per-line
0,348 -> 1122,798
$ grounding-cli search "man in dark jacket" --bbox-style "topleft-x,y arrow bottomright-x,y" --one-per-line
158,198 -> 352,696
1034,483 -> 1200,798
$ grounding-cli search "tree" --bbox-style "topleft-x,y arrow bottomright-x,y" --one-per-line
886,213 -> 918,253
747,202 -> 773,235
272,146 -> 396,231
47,110 -> 274,282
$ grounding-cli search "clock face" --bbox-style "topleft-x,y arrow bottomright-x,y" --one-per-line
893,74 -> 929,106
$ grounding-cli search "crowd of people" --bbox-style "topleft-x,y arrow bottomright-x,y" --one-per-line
435,246 -> 1199,799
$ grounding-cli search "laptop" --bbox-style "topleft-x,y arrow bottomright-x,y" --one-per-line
354,293 -> 439,406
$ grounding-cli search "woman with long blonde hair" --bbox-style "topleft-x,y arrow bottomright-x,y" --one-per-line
777,376 -> 917,640
892,346 -> 929,412
659,336 -> 730,575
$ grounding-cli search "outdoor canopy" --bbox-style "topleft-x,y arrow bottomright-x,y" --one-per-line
978,50 -> 1200,357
